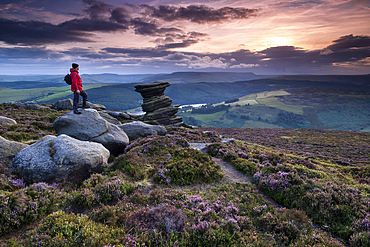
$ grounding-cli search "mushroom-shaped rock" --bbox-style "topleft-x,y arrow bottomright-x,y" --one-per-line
0,136 -> 28,168
118,121 -> 167,140
11,134 -> 109,185
53,109 -> 129,156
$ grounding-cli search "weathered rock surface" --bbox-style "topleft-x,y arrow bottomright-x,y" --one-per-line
135,81 -> 183,126
0,136 -> 28,168
78,101 -> 106,111
55,99 -> 73,110
53,109 -> 129,155
98,112 -> 121,125
0,116 -> 17,127
55,99 -> 106,111
108,111 -> 131,120
11,134 -> 109,184
118,121 -> 167,140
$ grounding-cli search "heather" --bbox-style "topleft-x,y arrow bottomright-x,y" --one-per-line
1,104 -> 369,246
0,103 -> 68,143
203,127 -> 370,243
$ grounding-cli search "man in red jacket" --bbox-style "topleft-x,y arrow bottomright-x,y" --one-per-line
70,63 -> 88,114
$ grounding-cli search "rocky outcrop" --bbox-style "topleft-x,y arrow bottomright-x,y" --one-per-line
118,121 -> 167,140
54,99 -> 73,110
53,109 -> 129,156
98,112 -> 121,125
55,99 -> 106,111
11,134 -> 109,185
135,81 -> 183,126
0,116 -> 17,127
78,101 -> 106,111
0,136 -> 28,168
108,111 -> 131,120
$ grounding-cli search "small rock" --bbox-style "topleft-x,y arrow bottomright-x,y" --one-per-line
99,112 -> 121,125
118,121 -> 167,140
0,116 -> 17,127
0,136 -> 28,168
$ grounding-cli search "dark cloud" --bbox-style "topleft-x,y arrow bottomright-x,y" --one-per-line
110,7 -> 131,24
0,18 -> 92,45
59,18 -> 128,32
103,47 -> 172,58
82,0 -> 113,20
274,0 -> 324,8
157,31 -> 209,49
327,34 -> 370,50
129,17 -> 181,36
140,4 -> 258,23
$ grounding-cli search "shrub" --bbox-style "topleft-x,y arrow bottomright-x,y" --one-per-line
23,211 -> 125,246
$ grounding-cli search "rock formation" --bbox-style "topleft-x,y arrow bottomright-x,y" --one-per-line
118,121 -> 167,140
0,116 -> 17,127
53,109 -> 129,156
0,136 -> 28,168
11,134 -> 109,185
134,81 -> 182,126
55,99 -> 106,111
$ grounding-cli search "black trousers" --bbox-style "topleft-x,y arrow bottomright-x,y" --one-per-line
73,90 -> 88,111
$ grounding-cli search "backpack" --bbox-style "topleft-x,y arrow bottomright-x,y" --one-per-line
64,74 -> 72,85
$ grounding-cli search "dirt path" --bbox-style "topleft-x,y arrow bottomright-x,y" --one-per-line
190,143 -> 347,246
211,157 -> 284,209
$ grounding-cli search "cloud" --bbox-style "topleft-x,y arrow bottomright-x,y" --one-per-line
0,18 -> 93,45
320,49 -> 334,55
229,63 -> 260,68
110,7 -> 131,24
82,0 -> 113,20
327,34 -> 370,51
0,47 -> 63,59
140,4 -> 258,23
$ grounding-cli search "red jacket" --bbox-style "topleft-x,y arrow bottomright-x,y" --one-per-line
70,68 -> 83,92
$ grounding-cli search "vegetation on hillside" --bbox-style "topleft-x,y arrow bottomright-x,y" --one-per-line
179,88 -> 370,132
1,104 -> 370,246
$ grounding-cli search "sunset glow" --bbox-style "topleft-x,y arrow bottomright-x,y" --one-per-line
0,0 -> 369,75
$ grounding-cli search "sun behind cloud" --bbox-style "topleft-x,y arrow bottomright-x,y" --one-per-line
262,37 -> 292,48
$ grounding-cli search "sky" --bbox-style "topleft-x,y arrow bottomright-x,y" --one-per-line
0,0 -> 369,75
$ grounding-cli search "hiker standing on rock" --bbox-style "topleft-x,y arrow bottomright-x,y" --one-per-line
70,63 -> 88,114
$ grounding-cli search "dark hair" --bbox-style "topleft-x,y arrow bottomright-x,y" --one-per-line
72,63 -> 79,69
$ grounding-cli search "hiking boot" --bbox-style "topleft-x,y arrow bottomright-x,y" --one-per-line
74,110 -> 82,114
82,105 -> 90,109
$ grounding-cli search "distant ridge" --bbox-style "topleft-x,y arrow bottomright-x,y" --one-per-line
135,72 -> 273,84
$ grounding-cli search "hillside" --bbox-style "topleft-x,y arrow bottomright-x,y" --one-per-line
0,104 -> 370,246
178,88 -> 370,132
1,73 -> 369,132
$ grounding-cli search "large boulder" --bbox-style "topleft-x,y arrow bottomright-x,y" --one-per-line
53,109 -> 129,156
0,136 -> 28,168
0,116 -> 17,127
11,134 -> 109,185
118,121 -> 167,140
55,99 -> 73,111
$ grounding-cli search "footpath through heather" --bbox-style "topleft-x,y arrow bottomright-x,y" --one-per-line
189,141 -> 348,247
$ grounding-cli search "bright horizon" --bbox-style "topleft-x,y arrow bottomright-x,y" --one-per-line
0,0 -> 369,75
